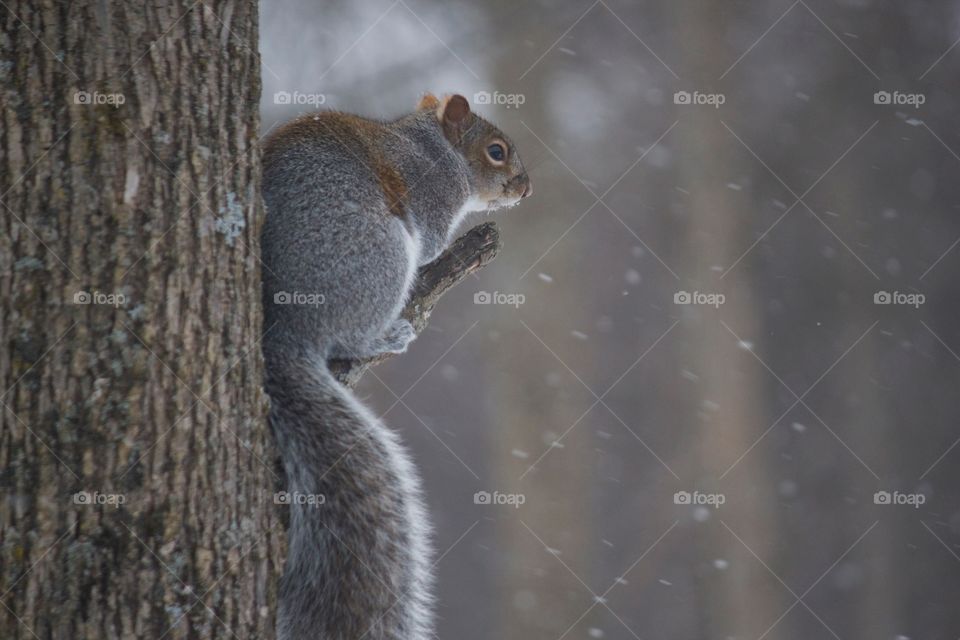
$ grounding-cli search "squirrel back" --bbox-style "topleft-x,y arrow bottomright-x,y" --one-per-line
261,94 -> 530,640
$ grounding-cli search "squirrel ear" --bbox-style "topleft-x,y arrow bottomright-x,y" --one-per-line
438,94 -> 470,124
417,93 -> 440,111
437,94 -> 470,144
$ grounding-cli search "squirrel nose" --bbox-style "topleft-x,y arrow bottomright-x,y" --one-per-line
521,175 -> 532,198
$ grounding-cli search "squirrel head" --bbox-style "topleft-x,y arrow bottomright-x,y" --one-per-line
418,93 -> 532,211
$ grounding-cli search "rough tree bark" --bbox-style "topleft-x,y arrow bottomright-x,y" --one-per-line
1,2 -> 281,638
0,2 -> 501,639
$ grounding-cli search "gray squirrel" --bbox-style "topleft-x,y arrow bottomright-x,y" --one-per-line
260,93 -> 531,639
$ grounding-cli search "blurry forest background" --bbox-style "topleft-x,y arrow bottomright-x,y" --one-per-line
262,1 -> 960,638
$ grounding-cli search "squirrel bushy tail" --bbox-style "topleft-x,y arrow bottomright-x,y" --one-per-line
267,349 -> 433,640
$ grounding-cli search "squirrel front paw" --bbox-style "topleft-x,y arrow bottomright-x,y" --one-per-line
369,318 -> 417,355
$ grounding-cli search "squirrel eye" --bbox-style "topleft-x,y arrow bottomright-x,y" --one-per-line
486,143 -> 506,163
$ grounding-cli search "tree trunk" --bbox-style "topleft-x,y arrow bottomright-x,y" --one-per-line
671,3 -> 783,637
0,1 -> 282,638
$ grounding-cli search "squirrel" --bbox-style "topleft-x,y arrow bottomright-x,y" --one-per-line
260,93 -> 531,639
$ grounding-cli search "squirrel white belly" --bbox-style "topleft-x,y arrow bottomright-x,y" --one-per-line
260,93 -> 531,640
